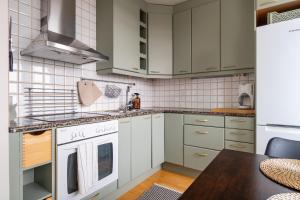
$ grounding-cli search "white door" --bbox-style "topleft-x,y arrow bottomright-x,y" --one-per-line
257,18 -> 300,126
256,125 -> 300,155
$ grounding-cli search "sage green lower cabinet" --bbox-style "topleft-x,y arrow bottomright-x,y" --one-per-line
184,114 -> 224,127
225,141 -> 255,153
225,128 -> 255,143
225,116 -> 255,130
131,115 -> 152,179
118,118 -> 132,188
184,125 -> 224,150
164,114 -> 184,166
152,113 -> 165,168
184,146 -> 219,171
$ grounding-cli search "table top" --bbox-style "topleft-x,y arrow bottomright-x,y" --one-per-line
180,150 -> 296,200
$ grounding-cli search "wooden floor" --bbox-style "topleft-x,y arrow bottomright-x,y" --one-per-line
118,170 -> 195,200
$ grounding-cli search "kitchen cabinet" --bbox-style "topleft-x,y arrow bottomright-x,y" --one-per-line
131,115 -> 152,179
221,0 -> 255,71
97,0 -> 142,75
152,113 -> 165,168
173,10 -> 192,75
192,0 -> 220,73
165,114 -> 184,166
118,118 -> 132,188
148,5 -> 173,75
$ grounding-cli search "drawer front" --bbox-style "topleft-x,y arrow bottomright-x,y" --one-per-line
225,116 -> 254,130
184,125 -> 224,150
225,141 -> 254,153
225,129 -> 255,143
22,130 -> 52,169
184,146 -> 219,171
184,114 -> 224,127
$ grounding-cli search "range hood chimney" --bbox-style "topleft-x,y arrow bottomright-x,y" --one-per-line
21,0 -> 108,65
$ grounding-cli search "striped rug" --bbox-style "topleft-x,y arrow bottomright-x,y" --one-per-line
137,184 -> 182,200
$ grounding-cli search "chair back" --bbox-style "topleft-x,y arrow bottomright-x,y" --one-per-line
265,137 -> 300,159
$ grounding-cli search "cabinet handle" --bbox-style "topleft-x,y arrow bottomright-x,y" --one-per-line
144,116 -> 151,119
120,121 -> 131,124
150,71 -> 160,74
205,67 -> 217,71
195,131 -> 208,134
230,119 -> 247,123
222,66 -> 236,69
154,115 -> 162,119
194,153 -> 208,157
230,132 -> 246,136
179,70 -> 188,73
132,68 -> 139,70
230,144 -> 246,149
259,0 -> 277,6
195,119 -> 209,123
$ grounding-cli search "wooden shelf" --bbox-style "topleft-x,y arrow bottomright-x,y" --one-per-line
257,0 -> 300,26
23,183 -> 51,200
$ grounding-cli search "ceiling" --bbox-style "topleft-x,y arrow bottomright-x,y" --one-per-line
145,0 -> 188,5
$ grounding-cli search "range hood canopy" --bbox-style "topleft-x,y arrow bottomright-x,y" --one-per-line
21,0 -> 108,65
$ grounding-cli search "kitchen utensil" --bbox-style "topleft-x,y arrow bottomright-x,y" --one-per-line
9,16 -> 13,72
77,80 -> 102,106
105,85 -> 122,98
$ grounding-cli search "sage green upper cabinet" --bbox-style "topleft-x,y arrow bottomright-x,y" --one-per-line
165,114 -> 184,166
131,115 -> 152,179
192,1 -> 220,73
118,118 -> 132,188
97,0 -> 141,75
173,10 -> 192,75
221,0 -> 255,71
152,114 -> 165,168
148,5 -> 173,75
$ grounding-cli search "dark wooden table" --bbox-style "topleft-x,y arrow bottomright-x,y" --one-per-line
180,150 -> 296,200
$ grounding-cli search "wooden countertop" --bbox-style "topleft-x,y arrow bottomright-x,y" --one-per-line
180,150 -> 295,200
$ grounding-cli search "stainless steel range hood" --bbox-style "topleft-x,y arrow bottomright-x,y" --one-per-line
21,0 -> 108,65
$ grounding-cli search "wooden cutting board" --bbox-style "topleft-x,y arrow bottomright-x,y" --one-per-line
211,108 -> 255,115
77,80 -> 102,106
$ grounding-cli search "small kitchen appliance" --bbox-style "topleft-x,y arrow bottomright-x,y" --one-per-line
238,83 -> 255,109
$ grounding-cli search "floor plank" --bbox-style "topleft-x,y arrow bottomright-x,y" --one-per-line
118,170 -> 195,200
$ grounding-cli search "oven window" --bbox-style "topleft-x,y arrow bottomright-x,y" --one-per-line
97,143 -> 113,181
67,152 -> 78,194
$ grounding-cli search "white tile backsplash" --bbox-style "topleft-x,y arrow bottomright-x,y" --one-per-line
9,0 -> 255,117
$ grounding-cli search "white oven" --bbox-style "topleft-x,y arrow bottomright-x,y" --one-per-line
56,121 -> 118,200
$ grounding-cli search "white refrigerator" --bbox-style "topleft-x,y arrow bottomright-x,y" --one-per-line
256,18 -> 300,155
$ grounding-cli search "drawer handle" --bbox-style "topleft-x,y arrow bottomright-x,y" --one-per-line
194,153 -> 208,157
120,121 -> 130,124
230,132 -> 246,136
222,65 -> 236,69
205,67 -> 217,71
144,116 -> 151,119
230,119 -> 247,123
132,68 -> 139,70
179,70 -> 188,73
195,131 -> 208,134
260,0 -> 277,6
195,119 -> 209,123
230,144 -> 246,149
154,115 -> 162,119
150,71 -> 160,74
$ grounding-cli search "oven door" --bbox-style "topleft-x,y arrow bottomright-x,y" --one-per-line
57,138 -> 94,200
92,132 -> 118,190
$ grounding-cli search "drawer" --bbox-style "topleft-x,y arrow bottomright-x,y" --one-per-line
184,125 -> 224,150
22,130 -> 52,169
225,116 -> 254,130
225,129 -> 255,143
184,114 -> 224,127
184,146 -> 219,171
225,141 -> 254,153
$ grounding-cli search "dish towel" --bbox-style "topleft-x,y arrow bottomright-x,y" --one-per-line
77,142 -> 94,195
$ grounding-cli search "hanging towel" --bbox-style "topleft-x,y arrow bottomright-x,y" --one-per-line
77,142 -> 94,195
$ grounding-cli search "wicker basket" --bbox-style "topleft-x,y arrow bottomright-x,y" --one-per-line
268,8 -> 300,24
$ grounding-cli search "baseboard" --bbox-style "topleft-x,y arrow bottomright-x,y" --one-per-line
162,162 -> 201,178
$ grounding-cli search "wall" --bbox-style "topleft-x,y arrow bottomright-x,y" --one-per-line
153,73 -> 255,109
9,0 -> 255,118
0,0 -> 10,198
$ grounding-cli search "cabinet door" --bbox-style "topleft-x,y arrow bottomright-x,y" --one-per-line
114,0 -> 139,72
165,114 -> 184,166
152,114 -> 165,168
118,118 -> 131,188
173,10 -> 192,75
192,1 -> 220,73
131,115 -> 152,179
148,12 -> 173,75
221,0 -> 255,71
